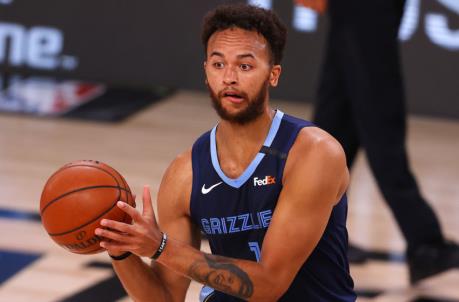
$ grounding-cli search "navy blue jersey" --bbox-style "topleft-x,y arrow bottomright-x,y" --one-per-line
190,110 -> 356,301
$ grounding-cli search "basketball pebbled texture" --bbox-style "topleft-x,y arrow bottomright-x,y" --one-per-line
40,160 -> 135,254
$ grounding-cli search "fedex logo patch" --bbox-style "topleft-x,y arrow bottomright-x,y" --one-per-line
253,176 -> 276,187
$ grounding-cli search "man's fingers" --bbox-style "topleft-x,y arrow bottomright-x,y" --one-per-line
100,241 -> 132,253
95,227 -> 131,242
117,201 -> 143,222
100,219 -> 134,234
142,185 -> 155,219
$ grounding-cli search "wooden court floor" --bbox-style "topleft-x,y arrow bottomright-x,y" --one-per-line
0,90 -> 458,301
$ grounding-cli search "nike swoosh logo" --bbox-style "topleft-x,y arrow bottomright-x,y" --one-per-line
201,182 -> 223,194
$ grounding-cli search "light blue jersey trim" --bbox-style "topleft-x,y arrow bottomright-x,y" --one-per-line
199,286 -> 215,302
210,110 -> 284,188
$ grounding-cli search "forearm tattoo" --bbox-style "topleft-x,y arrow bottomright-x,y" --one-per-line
189,254 -> 254,299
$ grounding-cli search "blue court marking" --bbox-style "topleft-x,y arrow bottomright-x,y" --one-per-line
210,110 -> 284,188
0,208 -> 41,222
0,250 -> 42,284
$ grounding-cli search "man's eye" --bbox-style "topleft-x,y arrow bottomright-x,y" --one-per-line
213,62 -> 224,68
240,64 -> 252,71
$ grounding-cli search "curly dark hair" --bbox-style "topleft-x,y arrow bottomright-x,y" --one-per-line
201,3 -> 287,65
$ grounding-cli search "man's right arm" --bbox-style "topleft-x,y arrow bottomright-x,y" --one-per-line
108,150 -> 198,302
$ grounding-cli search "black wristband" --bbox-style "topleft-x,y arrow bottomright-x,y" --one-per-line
109,251 -> 132,261
151,232 -> 167,260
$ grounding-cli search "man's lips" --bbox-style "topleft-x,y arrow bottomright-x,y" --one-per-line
220,91 -> 246,104
223,95 -> 244,104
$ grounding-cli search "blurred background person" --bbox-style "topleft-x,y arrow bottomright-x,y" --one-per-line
296,0 -> 459,284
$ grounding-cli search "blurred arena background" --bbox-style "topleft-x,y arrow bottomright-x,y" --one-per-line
0,0 -> 458,301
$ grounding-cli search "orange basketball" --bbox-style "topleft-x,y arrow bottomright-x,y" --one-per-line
40,160 -> 135,254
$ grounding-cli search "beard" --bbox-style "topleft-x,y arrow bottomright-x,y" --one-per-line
207,79 -> 269,125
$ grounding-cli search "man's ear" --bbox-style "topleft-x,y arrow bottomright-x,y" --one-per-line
204,61 -> 208,85
269,65 -> 282,87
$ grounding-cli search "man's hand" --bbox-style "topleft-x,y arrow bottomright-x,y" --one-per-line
95,185 -> 163,258
295,0 -> 327,14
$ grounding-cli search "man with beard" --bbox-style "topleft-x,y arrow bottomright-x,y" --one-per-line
95,4 -> 356,302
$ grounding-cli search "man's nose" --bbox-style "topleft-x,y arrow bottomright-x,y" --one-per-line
223,67 -> 238,85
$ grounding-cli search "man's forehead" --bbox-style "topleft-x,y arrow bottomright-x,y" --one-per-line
207,28 -> 268,55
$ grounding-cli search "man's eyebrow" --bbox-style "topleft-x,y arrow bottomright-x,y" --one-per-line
209,52 -> 256,59
210,51 -> 224,58
237,53 -> 255,59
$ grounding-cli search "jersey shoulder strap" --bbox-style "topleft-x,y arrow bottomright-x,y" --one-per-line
260,113 -> 315,178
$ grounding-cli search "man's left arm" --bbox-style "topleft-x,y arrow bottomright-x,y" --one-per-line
257,127 -> 349,296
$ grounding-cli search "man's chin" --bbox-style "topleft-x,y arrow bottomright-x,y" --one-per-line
219,111 -> 261,125
220,112 -> 245,122
210,87 -> 267,125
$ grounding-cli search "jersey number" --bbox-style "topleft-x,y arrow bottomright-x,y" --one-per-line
248,241 -> 261,262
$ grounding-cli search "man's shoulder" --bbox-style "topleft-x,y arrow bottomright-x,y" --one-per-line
288,126 -> 347,171
158,149 -> 193,216
166,149 -> 193,181
284,126 -> 349,201
296,126 -> 344,156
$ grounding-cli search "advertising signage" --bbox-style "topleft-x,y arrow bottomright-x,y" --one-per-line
1,0 -> 458,118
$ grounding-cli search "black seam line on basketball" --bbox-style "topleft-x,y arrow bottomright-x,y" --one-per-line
62,165 -> 128,192
117,168 -> 133,210
43,164 -> 122,192
41,164 -> 131,212
40,186 -> 130,216
108,167 -> 123,227
113,166 -> 133,211
119,175 -> 129,224
69,245 -> 102,254
48,197 -> 121,237
47,164 -> 126,184
113,167 -> 124,215
73,245 -> 103,254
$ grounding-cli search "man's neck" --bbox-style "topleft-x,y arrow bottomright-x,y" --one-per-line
215,106 -> 275,178
218,107 -> 274,144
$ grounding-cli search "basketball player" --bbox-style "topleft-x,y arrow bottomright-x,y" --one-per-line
95,4 -> 356,301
